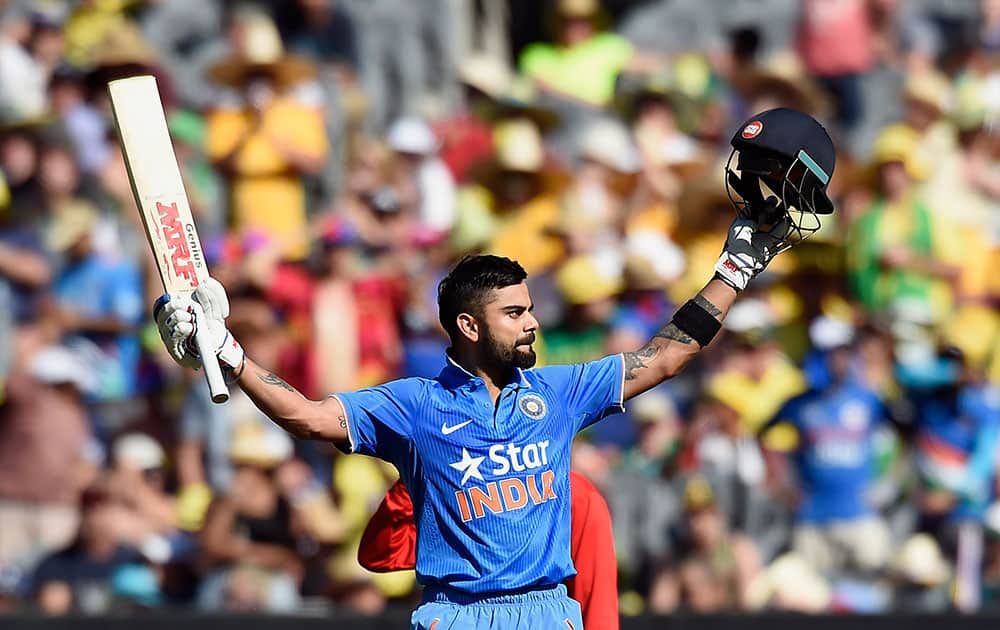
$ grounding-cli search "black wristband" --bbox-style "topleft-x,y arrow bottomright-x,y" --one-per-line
671,299 -> 722,347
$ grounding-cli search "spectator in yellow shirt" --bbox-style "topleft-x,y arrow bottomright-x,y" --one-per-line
462,119 -> 567,274
205,12 -> 328,260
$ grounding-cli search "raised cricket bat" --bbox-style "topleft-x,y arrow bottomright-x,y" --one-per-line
108,75 -> 229,403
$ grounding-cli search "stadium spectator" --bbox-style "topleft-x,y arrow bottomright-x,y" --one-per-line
607,389 -> 686,597
198,424 -> 302,612
906,348 -> 1000,543
847,124 -> 961,319
477,118 -> 566,274
31,483 -> 147,615
46,64 -> 110,175
0,134 -> 51,327
519,0 -> 635,108
796,0 -> 875,129
0,8 -> 63,122
106,434 -> 182,559
44,199 -> 144,407
761,325 -> 895,576
205,10 -> 328,261
889,533 -> 952,612
385,116 -> 456,233
432,54 -> 507,183
0,345 -> 96,570
649,476 -> 762,613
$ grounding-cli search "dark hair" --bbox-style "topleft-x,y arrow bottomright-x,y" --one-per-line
437,255 -> 527,340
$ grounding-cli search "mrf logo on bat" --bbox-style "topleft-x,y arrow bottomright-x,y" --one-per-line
156,200 -> 203,288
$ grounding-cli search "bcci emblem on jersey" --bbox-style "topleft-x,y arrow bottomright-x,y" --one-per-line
519,393 -> 547,420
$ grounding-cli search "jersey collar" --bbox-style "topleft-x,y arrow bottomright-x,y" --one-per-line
438,353 -> 531,391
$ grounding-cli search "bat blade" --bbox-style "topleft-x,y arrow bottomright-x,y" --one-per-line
108,75 -> 229,403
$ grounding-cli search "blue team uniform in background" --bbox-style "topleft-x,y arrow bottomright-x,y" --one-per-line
912,385 -> 1000,520
53,253 -> 144,400
769,383 -> 889,524
336,353 -> 625,629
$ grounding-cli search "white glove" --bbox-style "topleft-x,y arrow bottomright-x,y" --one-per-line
713,217 -> 788,292
153,277 -> 245,372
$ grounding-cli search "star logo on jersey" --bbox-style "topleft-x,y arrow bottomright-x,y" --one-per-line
449,448 -> 485,486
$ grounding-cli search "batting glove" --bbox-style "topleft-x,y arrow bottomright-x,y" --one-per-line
153,277 -> 245,372
714,217 -> 786,292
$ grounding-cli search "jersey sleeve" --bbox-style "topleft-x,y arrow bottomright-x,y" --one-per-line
535,354 -> 625,432
333,379 -> 420,463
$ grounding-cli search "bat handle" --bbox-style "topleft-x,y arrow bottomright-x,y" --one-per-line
190,301 -> 230,404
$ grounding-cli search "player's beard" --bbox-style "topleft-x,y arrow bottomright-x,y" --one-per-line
484,328 -> 536,370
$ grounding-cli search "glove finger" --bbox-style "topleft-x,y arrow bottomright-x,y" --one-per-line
731,217 -> 760,231
194,277 -> 230,320
207,277 -> 230,319
170,321 -> 195,339
165,310 -> 195,329
158,296 -> 194,323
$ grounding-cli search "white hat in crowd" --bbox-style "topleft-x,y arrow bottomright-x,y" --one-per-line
229,422 -> 294,468
577,118 -> 640,174
809,315 -> 855,351
723,298 -> 774,334
891,533 -> 951,587
113,433 -> 166,471
29,345 -> 99,394
387,117 -> 439,156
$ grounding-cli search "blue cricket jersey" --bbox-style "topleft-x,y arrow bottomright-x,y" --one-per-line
913,385 -> 1000,518
773,383 -> 888,524
336,353 -> 625,594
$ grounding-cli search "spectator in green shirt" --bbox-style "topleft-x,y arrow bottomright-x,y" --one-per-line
847,124 -> 960,318
519,0 -> 635,108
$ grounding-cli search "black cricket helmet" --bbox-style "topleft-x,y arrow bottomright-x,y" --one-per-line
726,107 -> 835,252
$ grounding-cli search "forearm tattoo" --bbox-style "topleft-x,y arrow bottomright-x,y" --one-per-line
623,344 -> 659,381
622,295 -> 721,382
259,372 -> 295,392
655,322 -> 695,344
622,321 -> 698,381
693,294 -> 722,318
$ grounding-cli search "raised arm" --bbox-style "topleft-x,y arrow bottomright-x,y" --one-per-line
234,357 -> 349,445
621,215 -> 784,401
154,278 -> 350,447
622,279 -> 736,401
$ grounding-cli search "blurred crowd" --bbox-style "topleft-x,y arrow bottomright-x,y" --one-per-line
1,0 -> 999,619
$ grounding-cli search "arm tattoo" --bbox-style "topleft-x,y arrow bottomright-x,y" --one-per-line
624,301 -> 712,381
339,414 -> 347,430
693,294 -> 722,318
623,344 -> 660,381
655,322 -> 694,344
258,372 -> 295,392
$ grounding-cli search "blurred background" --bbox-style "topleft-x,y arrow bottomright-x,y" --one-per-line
0,0 -> 999,624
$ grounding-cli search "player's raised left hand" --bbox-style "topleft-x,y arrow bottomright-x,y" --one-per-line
153,277 -> 245,373
713,215 -> 789,292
